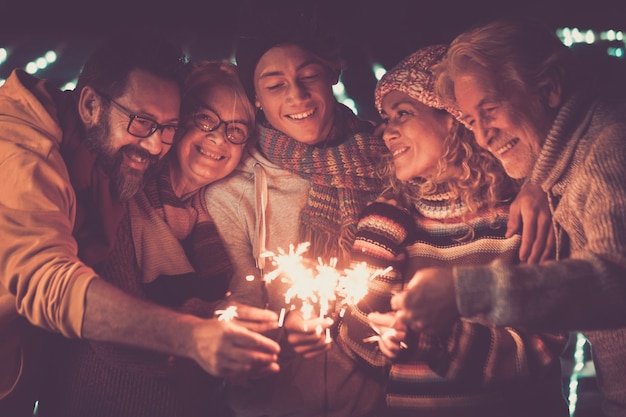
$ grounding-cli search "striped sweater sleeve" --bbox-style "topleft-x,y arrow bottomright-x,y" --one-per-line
337,202 -> 414,369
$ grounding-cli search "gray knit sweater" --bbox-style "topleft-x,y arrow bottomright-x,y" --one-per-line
455,93 -> 626,416
205,145 -> 384,417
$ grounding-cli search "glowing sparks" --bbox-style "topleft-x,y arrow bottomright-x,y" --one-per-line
260,242 -> 393,342
215,305 -> 238,322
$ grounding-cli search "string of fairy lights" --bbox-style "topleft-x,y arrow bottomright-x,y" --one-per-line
0,26 -> 619,416
2,26 -> 625,104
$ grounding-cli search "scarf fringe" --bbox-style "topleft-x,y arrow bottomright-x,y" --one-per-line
298,223 -> 356,268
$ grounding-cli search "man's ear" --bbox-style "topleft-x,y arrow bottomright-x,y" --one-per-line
543,73 -> 563,109
78,86 -> 104,126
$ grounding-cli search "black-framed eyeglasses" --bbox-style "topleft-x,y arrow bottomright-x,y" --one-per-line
192,106 -> 250,145
97,91 -> 179,145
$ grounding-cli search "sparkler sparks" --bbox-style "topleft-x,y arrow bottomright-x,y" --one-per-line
259,242 -> 393,343
215,305 -> 238,322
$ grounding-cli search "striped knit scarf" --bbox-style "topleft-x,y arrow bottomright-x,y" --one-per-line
258,104 -> 387,266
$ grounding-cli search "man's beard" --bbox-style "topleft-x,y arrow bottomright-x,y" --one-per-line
85,120 -> 159,202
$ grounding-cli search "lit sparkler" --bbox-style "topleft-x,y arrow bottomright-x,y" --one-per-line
363,322 -> 409,349
259,242 -> 393,343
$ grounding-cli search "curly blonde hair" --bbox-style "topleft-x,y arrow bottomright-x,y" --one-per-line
379,116 -> 517,239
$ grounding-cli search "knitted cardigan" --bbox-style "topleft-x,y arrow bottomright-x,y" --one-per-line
336,194 -> 569,417
455,93 -> 626,417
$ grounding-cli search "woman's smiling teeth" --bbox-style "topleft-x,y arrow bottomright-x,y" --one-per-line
392,146 -> 409,158
287,108 -> 316,120
196,145 -> 225,161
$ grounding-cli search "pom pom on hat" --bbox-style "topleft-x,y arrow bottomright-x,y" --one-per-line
374,44 -> 463,123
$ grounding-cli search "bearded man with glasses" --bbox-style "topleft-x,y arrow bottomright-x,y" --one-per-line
92,89 -> 180,200
0,29 -> 279,416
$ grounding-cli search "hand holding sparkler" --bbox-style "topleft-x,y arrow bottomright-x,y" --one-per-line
283,309 -> 334,359
216,302 -> 279,334
261,242 -> 341,349
194,316 -> 280,378
261,242 -> 394,355
365,311 -> 408,359
390,266 -> 459,335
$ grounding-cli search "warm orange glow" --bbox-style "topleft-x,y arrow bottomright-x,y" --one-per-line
260,242 -> 392,335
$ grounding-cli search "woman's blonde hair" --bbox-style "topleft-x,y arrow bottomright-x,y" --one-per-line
176,60 -> 256,140
379,116 -> 517,239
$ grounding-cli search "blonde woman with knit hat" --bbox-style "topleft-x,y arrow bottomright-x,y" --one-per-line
335,45 -> 569,417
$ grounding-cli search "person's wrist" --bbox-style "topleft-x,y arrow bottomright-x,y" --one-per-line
176,313 -> 208,362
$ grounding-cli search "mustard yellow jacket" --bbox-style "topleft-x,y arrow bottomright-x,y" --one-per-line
0,69 -> 96,340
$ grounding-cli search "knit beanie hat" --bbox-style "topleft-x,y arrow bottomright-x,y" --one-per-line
235,0 -> 339,102
374,44 -> 462,122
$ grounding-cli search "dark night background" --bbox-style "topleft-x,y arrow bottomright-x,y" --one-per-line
1,1 -> 621,415
2,0 -> 625,120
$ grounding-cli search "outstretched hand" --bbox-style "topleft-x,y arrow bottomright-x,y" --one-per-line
507,182 -> 555,264
391,267 -> 459,335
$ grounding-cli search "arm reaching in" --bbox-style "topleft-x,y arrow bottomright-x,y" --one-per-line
390,268 -> 568,386
507,182 -> 555,264
82,279 -> 280,378
391,267 -> 459,335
